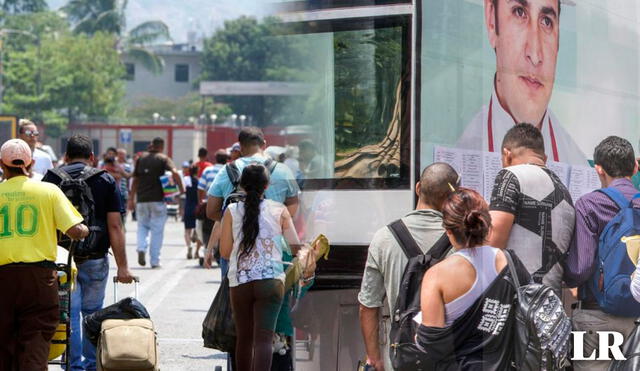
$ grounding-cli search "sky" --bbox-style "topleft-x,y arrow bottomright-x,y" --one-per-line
47,0 -> 271,43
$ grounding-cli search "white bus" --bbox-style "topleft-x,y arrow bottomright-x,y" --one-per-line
269,0 -> 640,369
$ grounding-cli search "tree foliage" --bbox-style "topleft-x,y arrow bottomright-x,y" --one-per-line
62,0 -> 170,74
2,13 -> 125,134
200,16 -> 310,126
333,26 -> 402,152
1,0 -> 47,14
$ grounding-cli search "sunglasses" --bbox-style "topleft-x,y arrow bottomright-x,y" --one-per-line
22,130 -> 39,137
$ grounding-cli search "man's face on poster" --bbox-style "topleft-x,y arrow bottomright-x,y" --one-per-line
486,0 -> 560,125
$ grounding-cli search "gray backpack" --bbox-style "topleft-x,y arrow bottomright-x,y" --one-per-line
505,250 -> 571,370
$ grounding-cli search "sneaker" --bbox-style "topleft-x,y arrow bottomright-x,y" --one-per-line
151,264 -> 162,269
138,251 -> 146,266
187,247 -> 193,260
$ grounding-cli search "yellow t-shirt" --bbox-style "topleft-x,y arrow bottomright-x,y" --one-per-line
0,176 -> 83,266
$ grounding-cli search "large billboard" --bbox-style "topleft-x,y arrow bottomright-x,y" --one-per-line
420,0 -> 640,198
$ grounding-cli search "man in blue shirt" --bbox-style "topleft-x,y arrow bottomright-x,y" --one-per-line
205,127 -> 299,275
206,127 -> 299,221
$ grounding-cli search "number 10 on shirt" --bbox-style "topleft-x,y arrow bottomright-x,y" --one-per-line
0,204 -> 39,237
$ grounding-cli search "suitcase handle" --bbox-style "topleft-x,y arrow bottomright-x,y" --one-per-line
112,276 -> 140,302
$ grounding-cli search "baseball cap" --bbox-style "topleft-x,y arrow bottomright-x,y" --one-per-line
1,139 -> 32,175
229,142 -> 241,152
182,161 -> 190,168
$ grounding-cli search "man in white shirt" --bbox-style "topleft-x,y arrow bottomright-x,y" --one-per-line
457,0 -> 587,166
18,119 -> 53,178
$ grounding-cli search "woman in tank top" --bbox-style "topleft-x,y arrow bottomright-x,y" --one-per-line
220,164 -> 301,371
416,187 -> 530,370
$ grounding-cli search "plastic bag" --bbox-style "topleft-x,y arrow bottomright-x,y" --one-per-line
202,277 -> 236,352
83,297 -> 150,346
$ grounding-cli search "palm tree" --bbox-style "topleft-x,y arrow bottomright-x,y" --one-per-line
62,0 -> 170,74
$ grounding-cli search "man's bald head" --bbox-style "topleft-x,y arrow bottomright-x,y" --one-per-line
418,162 -> 460,211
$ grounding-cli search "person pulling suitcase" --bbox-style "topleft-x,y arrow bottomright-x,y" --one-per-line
43,134 -> 134,370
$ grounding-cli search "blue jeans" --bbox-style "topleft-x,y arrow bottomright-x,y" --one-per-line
70,257 -> 109,371
136,202 -> 168,266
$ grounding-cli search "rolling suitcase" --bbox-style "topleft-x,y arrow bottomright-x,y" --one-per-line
97,277 -> 158,371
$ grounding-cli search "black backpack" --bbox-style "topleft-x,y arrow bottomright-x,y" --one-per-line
51,166 -> 106,257
504,250 -> 571,370
222,158 -> 278,211
388,219 -> 452,371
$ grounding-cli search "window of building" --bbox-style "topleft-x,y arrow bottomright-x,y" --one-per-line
175,64 -> 189,82
125,63 -> 135,81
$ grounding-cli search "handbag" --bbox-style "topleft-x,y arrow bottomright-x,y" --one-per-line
202,277 -> 236,353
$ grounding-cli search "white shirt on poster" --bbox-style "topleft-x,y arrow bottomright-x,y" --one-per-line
457,87 -> 588,166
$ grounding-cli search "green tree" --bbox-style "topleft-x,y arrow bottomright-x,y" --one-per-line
201,16 -> 310,126
3,22 -> 125,133
62,0 -> 170,73
1,0 -> 47,13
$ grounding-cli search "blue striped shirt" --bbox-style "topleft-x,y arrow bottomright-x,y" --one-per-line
198,164 -> 224,193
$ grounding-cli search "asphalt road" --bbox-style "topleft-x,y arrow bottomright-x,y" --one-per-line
50,216 -> 227,370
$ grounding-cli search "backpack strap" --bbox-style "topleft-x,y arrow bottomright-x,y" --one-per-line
78,166 -> 105,182
264,158 -> 278,174
225,162 -> 241,188
425,233 -> 452,260
504,250 -> 523,303
597,187 -> 630,210
388,219 -> 422,258
49,167 -> 74,182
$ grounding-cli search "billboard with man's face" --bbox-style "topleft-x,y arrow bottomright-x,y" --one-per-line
421,0 -> 640,170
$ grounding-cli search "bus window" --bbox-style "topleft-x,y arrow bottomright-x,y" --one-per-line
274,16 -> 411,190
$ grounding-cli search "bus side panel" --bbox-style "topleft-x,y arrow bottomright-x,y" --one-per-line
292,289 -> 364,371
299,190 -> 412,245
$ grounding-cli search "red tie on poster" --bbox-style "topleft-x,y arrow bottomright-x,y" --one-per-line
487,97 -> 559,162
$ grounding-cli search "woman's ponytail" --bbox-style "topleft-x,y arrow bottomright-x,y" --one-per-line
238,164 -> 270,258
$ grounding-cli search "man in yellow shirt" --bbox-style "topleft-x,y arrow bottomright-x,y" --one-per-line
0,139 -> 88,370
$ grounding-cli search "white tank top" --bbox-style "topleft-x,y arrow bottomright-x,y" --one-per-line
444,246 -> 500,326
227,199 -> 287,287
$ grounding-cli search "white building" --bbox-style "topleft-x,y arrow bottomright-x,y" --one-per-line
122,43 -> 202,105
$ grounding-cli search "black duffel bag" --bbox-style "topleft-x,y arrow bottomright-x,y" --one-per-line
202,276 -> 236,353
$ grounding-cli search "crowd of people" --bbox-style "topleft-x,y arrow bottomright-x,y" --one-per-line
0,120 -> 318,370
4,116 -> 640,371
359,124 -> 640,371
